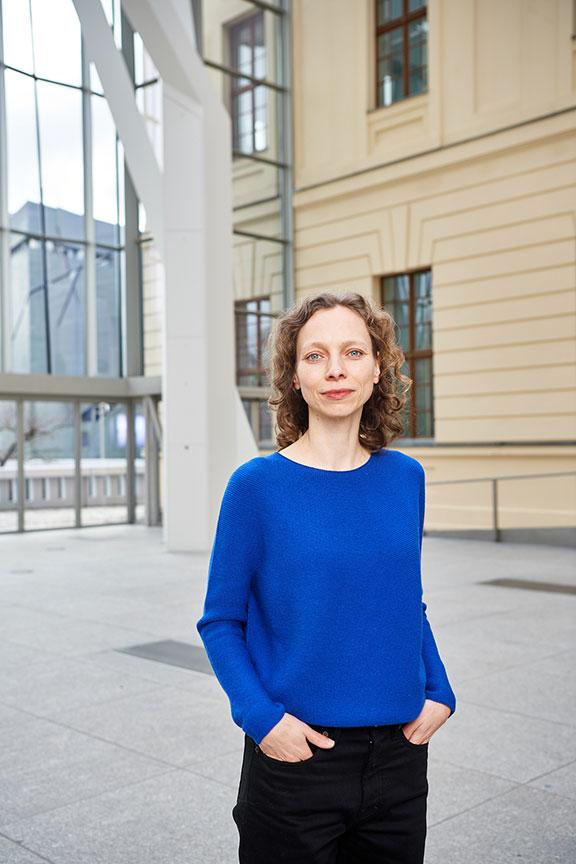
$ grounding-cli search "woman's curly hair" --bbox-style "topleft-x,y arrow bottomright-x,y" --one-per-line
266,291 -> 412,452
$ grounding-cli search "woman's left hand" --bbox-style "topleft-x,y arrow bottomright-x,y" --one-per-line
400,699 -> 452,745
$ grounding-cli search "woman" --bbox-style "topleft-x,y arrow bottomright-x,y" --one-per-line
196,291 -> 456,864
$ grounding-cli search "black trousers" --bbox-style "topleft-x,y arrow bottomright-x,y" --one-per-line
232,722 -> 429,864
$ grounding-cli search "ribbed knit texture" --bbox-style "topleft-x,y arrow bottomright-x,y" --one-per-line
196,447 -> 456,745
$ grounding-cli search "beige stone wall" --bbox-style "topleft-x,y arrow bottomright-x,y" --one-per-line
143,0 -> 576,536
291,0 -> 576,535
292,122 -> 576,444
293,0 -> 576,187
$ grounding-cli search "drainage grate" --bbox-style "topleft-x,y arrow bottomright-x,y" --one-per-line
116,639 -> 213,673
482,578 -> 576,596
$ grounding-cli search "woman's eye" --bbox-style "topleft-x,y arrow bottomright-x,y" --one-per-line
305,350 -> 364,361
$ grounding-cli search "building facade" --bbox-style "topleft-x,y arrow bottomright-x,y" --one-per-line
199,0 -> 576,541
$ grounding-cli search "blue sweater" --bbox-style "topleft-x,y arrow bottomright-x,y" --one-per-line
196,447 -> 456,745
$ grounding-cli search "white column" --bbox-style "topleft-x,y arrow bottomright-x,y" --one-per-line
72,0 -> 258,550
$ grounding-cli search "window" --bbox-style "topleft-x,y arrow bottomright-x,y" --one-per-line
382,270 -> 433,438
1,0 -> 127,377
235,297 -> 274,446
235,297 -> 272,386
228,12 -> 268,154
376,0 -> 428,108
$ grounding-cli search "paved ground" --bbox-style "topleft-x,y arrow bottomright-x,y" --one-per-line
0,524 -> 574,863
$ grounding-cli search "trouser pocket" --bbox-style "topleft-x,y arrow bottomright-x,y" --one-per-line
395,723 -> 429,750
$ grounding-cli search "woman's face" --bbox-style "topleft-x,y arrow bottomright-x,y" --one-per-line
293,305 -> 380,419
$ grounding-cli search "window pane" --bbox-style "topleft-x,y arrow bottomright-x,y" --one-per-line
415,358 -> 432,411
254,85 -> 268,151
37,80 -> 84,239
414,270 -> 432,350
383,275 -> 410,351
80,401 -> 129,525
2,0 -> 34,73
241,398 -> 251,425
408,18 -> 428,96
92,95 -> 121,245
96,247 -> 123,377
10,234 -> 47,373
253,14 -> 266,78
10,237 -> 86,375
236,306 -> 260,386
408,0 -> 426,11
233,21 -> 257,74
0,400 -> 19,534
259,400 -> 273,444
135,81 -> 164,168
133,30 -> 159,86
235,90 -> 254,154
415,407 -> 432,437
377,27 -> 404,106
377,0 -> 403,26
4,71 -> 42,233
260,312 -> 272,381
236,300 -> 272,387
30,0 -> 82,87
23,400 -> 76,530
90,63 -> 104,95
47,240 -> 85,376
229,12 -> 267,156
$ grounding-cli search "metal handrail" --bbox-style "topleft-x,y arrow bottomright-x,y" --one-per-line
427,470 -> 576,542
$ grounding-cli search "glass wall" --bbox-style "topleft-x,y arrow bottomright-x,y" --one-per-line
0,0 -> 128,376
0,1 -> 159,533
80,400 -> 129,526
0,395 -> 150,533
200,0 -> 292,448
23,400 -> 76,530
0,399 -> 17,532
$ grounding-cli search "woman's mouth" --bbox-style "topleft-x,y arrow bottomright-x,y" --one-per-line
322,390 -> 354,399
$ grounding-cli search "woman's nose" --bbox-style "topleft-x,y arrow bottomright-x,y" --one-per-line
326,359 -> 344,376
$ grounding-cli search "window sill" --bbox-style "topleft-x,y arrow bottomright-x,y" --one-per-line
367,91 -> 429,150
368,90 -> 429,117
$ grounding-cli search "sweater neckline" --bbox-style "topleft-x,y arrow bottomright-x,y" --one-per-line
272,448 -> 377,475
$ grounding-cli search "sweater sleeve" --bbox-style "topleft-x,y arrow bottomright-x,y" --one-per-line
418,465 -> 457,716
196,465 -> 287,744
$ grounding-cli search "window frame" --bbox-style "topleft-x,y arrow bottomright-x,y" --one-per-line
234,295 -> 272,388
234,296 -> 275,448
375,0 -> 428,109
381,268 -> 434,439
227,10 -> 267,156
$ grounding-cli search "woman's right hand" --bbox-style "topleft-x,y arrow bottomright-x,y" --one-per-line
258,712 -> 336,762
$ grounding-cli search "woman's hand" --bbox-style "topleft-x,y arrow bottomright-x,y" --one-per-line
400,699 -> 452,744
258,712 -> 336,762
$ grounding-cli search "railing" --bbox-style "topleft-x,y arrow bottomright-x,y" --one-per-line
427,470 -> 576,545
0,459 -> 145,510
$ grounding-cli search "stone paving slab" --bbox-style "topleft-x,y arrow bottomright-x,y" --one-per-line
0,523 -> 574,864
0,715 -> 173,824
1,768 -> 238,864
425,784 -> 576,864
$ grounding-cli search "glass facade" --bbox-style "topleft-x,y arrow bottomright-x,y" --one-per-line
0,0 -> 126,377
0,0 -> 160,534
0,0 -> 289,529
200,0 -> 293,446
